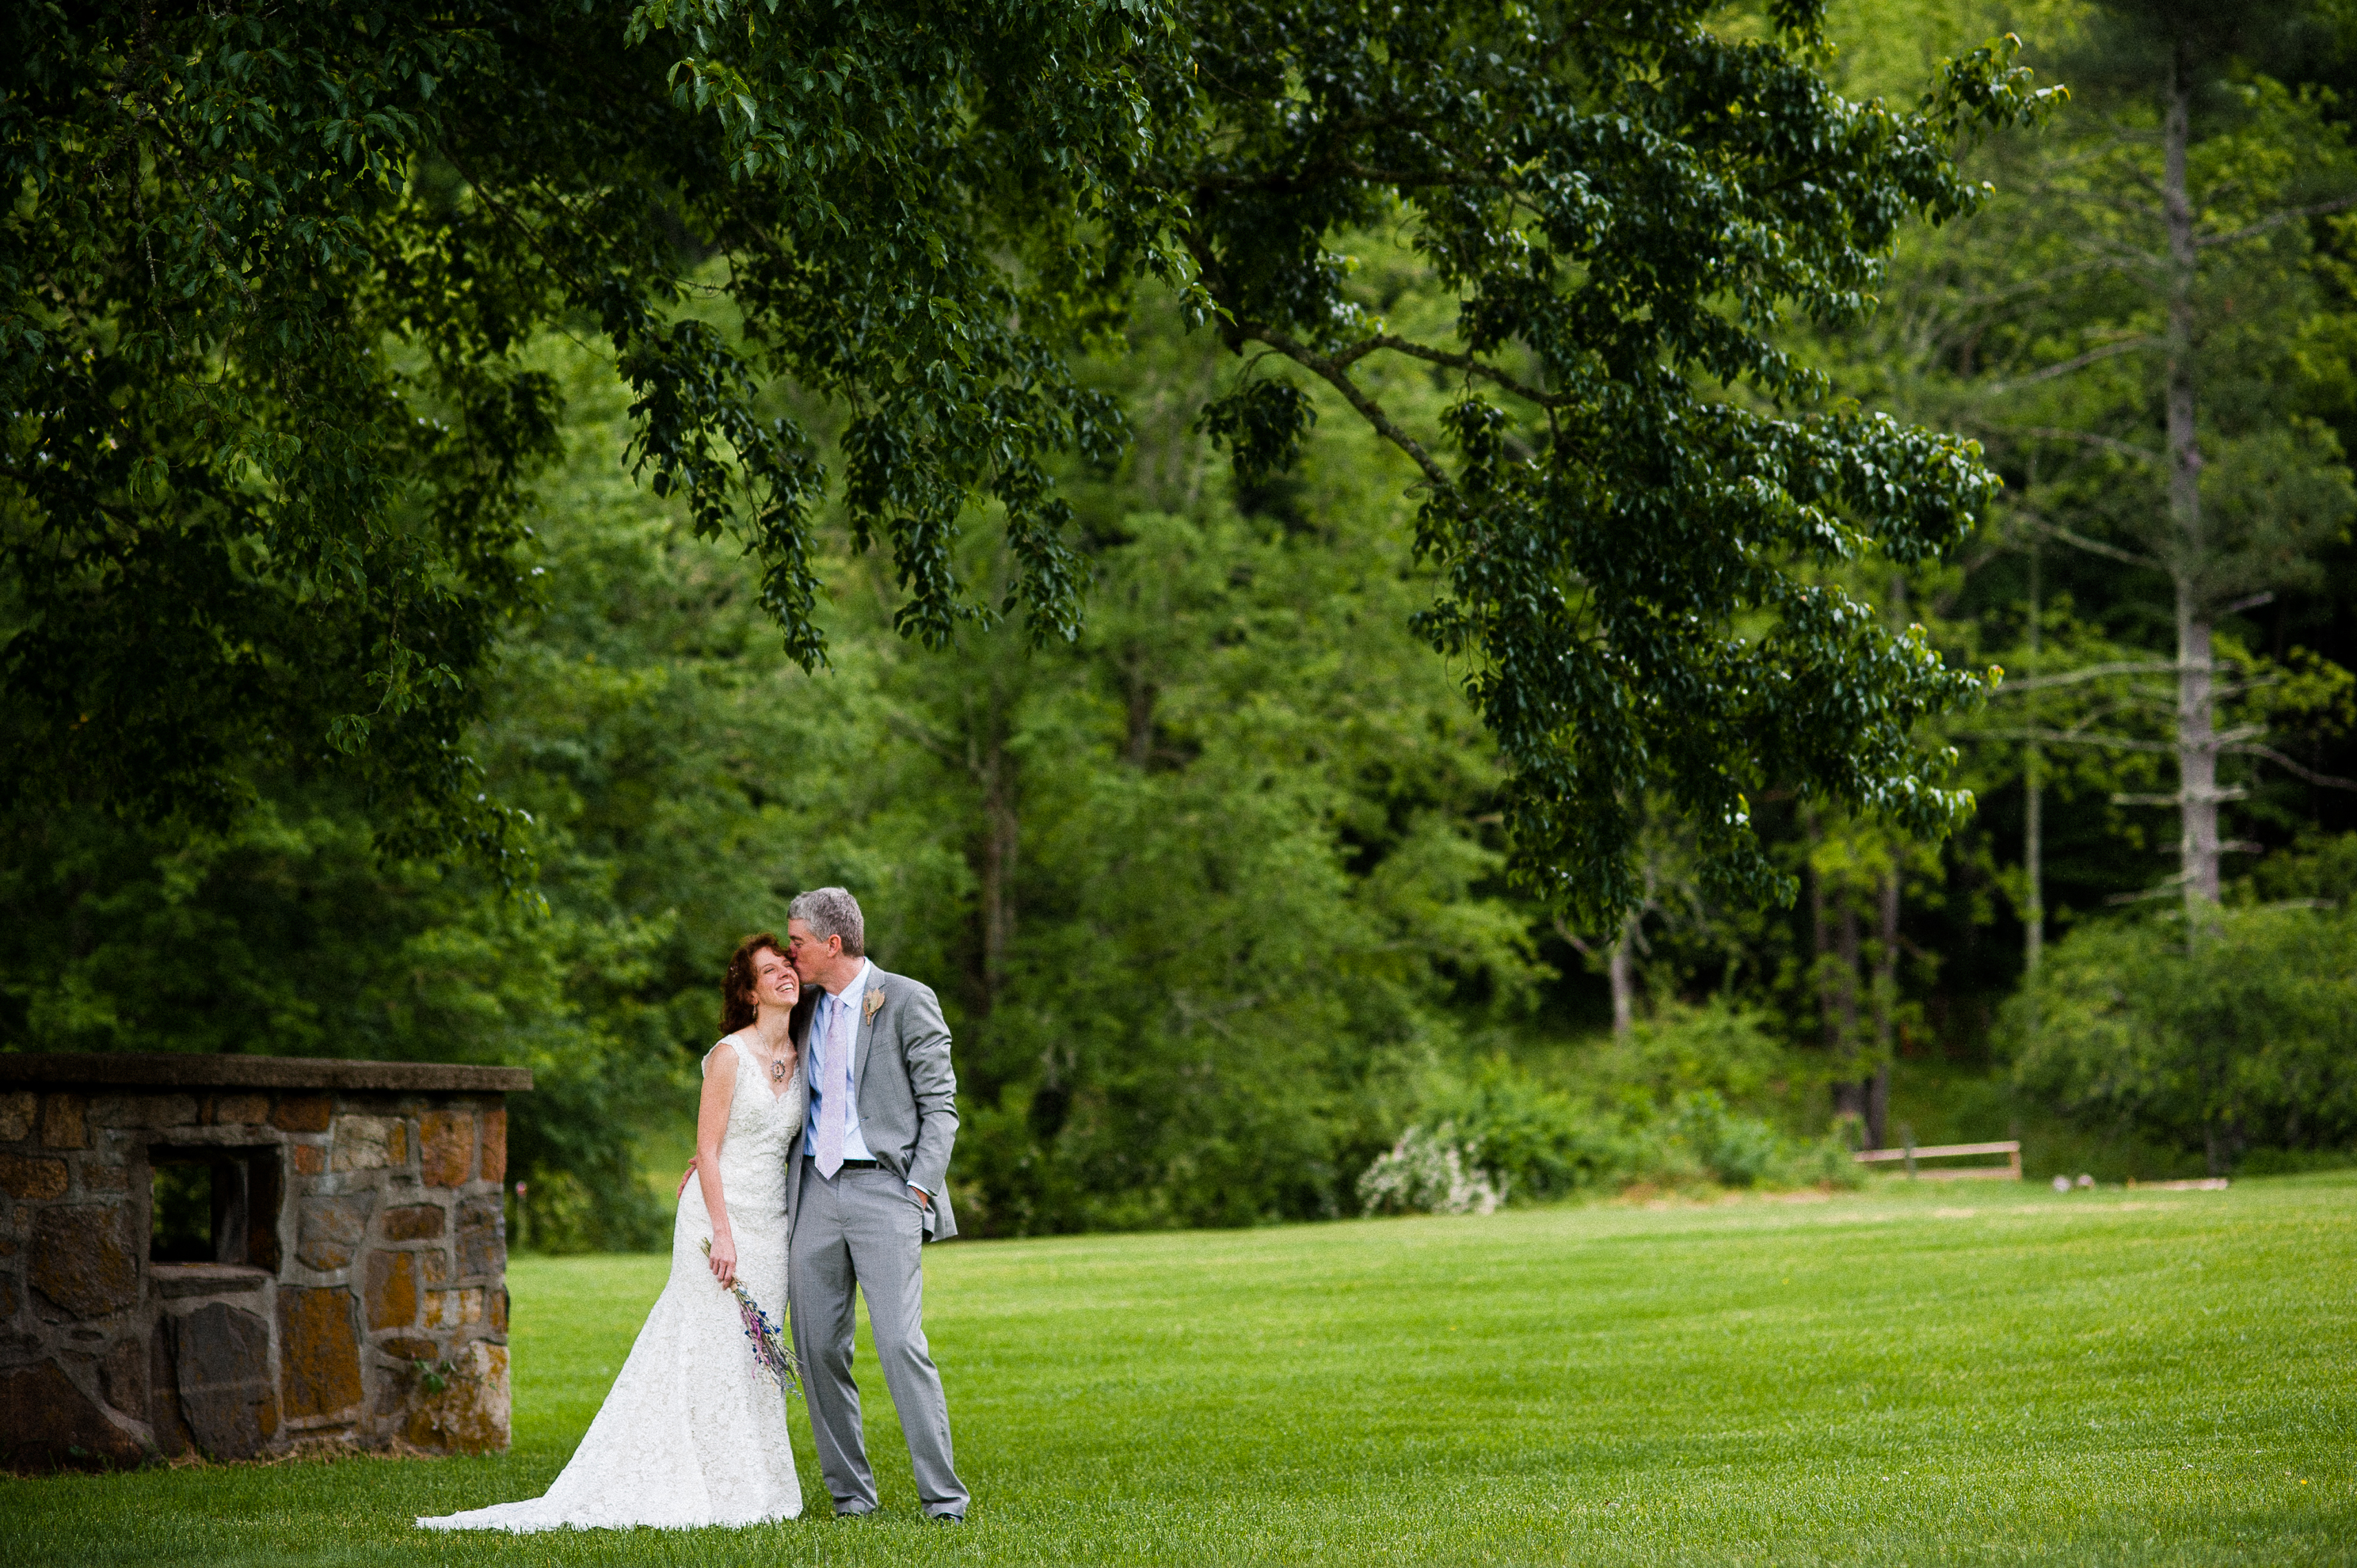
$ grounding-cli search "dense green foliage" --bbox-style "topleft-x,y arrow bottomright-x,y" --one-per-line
3,312 -> 1544,1241
1597,0 -> 2357,1173
1147,0 -> 2058,921
4,0 -> 2061,916
1369,1003 -> 1862,1202
1825,0 -> 2357,926
2009,838 -> 2357,1174
9,1180 -> 2356,1562
6,0 -> 2356,1242
2,0 -> 1163,861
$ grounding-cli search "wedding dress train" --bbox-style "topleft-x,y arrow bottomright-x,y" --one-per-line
419,1037 -> 805,1531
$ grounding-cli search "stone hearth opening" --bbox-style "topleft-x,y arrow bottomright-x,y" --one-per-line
150,1146 -> 281,1270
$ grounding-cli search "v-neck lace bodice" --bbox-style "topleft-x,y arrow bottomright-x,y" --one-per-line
711,1035 -> 806,1176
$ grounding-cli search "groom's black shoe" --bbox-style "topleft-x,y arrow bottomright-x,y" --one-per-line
833,1505 -> 875,1519
927,1512 -> 966,1524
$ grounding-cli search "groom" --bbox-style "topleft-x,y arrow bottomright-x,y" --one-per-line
782,887 -> 969,1523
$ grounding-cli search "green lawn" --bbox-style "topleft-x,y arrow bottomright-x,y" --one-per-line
4,1174 -> 2353,1566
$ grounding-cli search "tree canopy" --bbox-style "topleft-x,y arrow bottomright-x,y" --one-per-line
5,0 -> 2054,919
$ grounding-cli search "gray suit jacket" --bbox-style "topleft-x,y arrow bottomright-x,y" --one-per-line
784,965 -> 960,1242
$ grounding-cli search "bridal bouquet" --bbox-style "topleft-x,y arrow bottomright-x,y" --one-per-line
700,1239 -> 801,1397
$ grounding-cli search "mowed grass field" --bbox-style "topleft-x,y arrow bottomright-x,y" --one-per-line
3,1174 -> 2352,1566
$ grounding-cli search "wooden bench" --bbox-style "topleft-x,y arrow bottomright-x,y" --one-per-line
1853,1139 -> 2022,1180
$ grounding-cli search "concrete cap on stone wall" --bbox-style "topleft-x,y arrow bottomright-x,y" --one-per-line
0,1053 -> 531,1094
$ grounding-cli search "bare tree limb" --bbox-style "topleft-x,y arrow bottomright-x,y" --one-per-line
2105,876 -> 2187,904
2226,743 -> 2357,792
2197,192 -> 2357,248
1552,914 -> 1596,958
2067,232 -> 2168,275
2007,512 -> 2161,569
1990,660 -> 2177,694
1948,255 -> 2136,313
2035,520 -> 2160,571
1963,727 -> 2175,753
2070,181 -> 2166,226
2005,425 -> 2163,466
1977,335 -> 2156,395
2115,787 -> 2248,806
881,707 -> 961,766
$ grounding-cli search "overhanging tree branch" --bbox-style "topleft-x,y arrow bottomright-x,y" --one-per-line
1232,322 -> 1453,492
1358,334 -> 1561,409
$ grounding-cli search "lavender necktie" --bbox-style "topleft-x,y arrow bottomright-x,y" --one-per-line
813,994 -> 851,1178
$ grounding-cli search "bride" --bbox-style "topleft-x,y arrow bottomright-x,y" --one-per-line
420,934 -> 808,1531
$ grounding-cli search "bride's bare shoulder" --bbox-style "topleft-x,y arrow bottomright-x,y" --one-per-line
703,1036 -> 745,1078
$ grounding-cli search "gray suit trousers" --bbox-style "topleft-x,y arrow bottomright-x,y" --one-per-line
787,1158 -> 966,1517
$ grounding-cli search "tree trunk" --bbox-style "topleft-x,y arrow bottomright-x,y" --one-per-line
972,712 -> 1019,1016
1607,912 -> 1636,1039
1866,1061 -> 1891,1153
1834,900 -> 1864,1125
1861,570 -> 1903,1148
1125,658 -> 1157,768
1867,865 -> 1899,1151
1814,849 -> 1867,1131
2161,43 -> 2221,916
2024,538 -> 2044,986
2176,592 -> 2222,911
2203,1118 -> 2239,1179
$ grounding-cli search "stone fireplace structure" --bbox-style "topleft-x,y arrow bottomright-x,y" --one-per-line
0,1053 -> 529,1471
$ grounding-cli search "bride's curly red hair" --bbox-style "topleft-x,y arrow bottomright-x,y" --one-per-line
721,932 -> 788,1033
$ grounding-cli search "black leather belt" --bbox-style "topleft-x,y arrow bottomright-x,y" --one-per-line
820,1158 -> 881,1171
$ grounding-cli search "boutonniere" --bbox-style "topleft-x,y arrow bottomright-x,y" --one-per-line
862,988 -> 885,1025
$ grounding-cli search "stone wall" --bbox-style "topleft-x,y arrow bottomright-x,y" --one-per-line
0,1055 -> 528,1471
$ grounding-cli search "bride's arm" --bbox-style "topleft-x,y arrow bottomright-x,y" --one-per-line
695,1045 -> 739,1287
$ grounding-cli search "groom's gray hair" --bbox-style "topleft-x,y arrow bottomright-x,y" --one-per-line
789,886 -> 866,957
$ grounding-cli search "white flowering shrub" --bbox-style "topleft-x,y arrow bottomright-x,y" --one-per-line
1356,1124 -> 1504,1216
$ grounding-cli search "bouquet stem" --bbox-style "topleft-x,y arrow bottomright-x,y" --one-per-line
699,1239 -> 801,1397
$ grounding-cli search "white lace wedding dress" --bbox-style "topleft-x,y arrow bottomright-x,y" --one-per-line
419,1037 -> 805,1532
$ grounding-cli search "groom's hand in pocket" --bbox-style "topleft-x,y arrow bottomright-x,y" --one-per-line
908,1184 -> 930,1208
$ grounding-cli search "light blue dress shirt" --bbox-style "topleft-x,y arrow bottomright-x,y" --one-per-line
803,959 -> 876,1163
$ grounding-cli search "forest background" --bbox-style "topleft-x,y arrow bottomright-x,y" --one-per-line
7,0 -> 2356,1249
